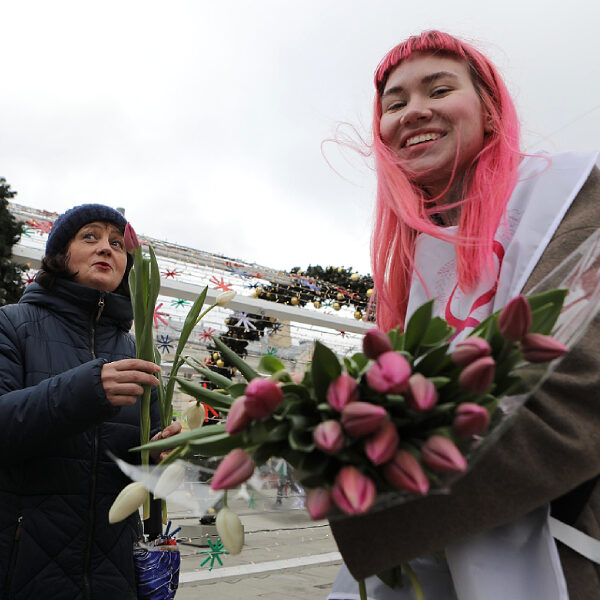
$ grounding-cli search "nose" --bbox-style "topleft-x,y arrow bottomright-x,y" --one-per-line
400,103 -> 433,127
96,235 -> 113,255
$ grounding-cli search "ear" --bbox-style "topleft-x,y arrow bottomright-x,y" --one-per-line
484,112 -> 493,134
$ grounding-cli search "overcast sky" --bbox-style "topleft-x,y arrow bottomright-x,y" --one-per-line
2,1 -> 599,275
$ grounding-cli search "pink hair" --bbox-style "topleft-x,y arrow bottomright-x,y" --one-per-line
371,31 -> 521,330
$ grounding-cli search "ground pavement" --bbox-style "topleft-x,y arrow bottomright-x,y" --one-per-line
168,491 -> 343,600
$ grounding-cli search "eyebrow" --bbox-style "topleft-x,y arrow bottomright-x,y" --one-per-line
80,222 -> 122,235
382,71 -> 460,98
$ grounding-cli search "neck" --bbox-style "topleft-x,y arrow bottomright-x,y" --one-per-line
426,174 -> 465,227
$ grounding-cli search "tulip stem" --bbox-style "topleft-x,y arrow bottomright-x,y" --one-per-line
223,490 -> 228,509
358,579 -> 367,600
403,563 -> 424,600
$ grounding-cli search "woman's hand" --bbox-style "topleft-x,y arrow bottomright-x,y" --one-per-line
101,359 -> 160,407
150,421 -> 183,462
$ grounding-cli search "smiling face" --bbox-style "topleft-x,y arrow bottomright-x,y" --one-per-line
379,53 -> 487,197
66,221 -> 127,292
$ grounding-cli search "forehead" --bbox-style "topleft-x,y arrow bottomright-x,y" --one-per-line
382,53 -> 473,94
76,221 -> 123,236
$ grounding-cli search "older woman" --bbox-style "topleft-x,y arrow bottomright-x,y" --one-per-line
329,31 -> 600,600
0,204 -> 179,599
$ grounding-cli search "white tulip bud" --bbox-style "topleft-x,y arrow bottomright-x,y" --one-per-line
108,482 -> 147,524
184,401 -> 206,430
153,461 -> 186,500
216,507 -> 244,555
216,290 -> 236,307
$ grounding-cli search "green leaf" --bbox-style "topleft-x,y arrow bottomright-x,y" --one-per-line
176,378 -> 234,412
227,382 -> 247,398
280,383 -> 311,401
429,376 -> 451,389
288,428 -> 315,452
185,358 -> 235,389
189,432 -> 243,456
529,290 -> 567,334
131,423 -> 227,452
212,336 -> 259,381
350,352 -> 369,372
311,341 -> 342,402
403,299 -> 433,353
174,288 -> 208,358
387,328 -> 405,352
258,354 -> 286,374
421,317 -> 454,346
414,343 -> 452,376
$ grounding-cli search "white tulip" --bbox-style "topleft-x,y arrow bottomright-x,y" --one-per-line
216,290 -> 236,307
216,507 -> 244,555
153,461 -> 186,500
109,482 -> 147,524
184,401 -> 206,430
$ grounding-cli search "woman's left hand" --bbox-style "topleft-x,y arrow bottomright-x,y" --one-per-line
150,421 -> 183,462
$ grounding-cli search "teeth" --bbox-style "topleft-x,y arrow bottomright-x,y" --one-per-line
404,132 -> 442,147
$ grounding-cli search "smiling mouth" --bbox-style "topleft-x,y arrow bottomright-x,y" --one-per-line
403,132 -> 444,148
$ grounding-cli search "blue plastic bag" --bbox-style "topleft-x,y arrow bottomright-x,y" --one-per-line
134,541 -> 180,600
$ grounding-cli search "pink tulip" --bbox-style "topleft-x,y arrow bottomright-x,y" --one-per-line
520,333 -> 567,363
225,396 -> 252,434
451,337 -> 491,366
123,223 -> 140,252
210,449 -> 255,490
341,402 -> 388,438
406,373 -> 438,412
331,466 -> 376,515
421,435 -> 467,473
306,488 -> 332,520
458,356 -> 495,393
366,351 -> 411,395
327,374 -> 359,411
363,329 -> 393,359
453,403 -> 491,438
365,421 -> 399,465
383,450 -> 430,495
498,295 -> 532,342
313,420 -> 345,454
243,379 -> 283,419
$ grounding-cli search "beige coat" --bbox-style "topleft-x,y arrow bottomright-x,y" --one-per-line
330,167 -> 600,600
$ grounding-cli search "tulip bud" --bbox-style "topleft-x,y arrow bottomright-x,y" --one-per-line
383,450 -> 430,495
520,333 -> 567,363
451,337 -> 491,366
406,373 -> 438,411
365,420 -> 399,465
243,378 -> 283,419
211,449 -> 255,490
123,223 -> 140,253
331,466 -> 376,515
453,403 -> 491,438
225,395 -> 252,434
216,507 -> 244,555
366,351 -> 411,395
327,374 -> 359,411
458,356 -> 495,393
498,295 -> 532,342
341,402 -> 388,438
108,481 -> 147,523
421,435 -> 467,473
216,290 -> 236,307
313,420 -> 345,454
306,488 -> 332,520
184,401 -> 206,430
153,461 -> 186,500
363,329 -> 393,359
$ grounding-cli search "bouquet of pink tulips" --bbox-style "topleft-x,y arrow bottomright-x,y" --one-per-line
137,289 -> 568,519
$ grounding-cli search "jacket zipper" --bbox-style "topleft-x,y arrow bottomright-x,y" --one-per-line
83,295 -> 104,599
4,516 -> 23,594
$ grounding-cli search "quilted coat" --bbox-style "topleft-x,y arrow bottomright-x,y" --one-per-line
331,166 -> 600,599
0,278 -> 159,600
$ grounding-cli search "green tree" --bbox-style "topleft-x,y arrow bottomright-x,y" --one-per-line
0,178 -> 26,306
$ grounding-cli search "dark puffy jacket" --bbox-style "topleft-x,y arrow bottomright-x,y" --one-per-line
0,280 -> 159,600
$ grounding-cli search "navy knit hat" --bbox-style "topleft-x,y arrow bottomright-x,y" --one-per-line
46,203 -> 128,257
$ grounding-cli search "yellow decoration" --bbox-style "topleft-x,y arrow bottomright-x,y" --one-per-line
333,302 -> 341,311
213,352 -> 219,360
354,311 -> 363,320
216,359 -> 225,368
350,273 -> 360,282
313,301 -> 322,309
337,267 -> 343,273
336,292 -> 344,301
290,297 -> 299,306
366,288 -> 374,297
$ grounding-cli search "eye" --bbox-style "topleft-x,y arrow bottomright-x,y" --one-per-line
431,87 -> 452,98
83,232 -> 97,240
111,239 -> 124,249
385,100 -> 406,112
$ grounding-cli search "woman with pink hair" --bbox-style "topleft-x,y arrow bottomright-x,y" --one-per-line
329,31 -> 600,600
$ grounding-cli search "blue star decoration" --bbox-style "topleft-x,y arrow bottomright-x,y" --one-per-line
200,538 -> 229,570
170,298 -> 190,309
156,334 -> 175,354
270,322 -> 283,333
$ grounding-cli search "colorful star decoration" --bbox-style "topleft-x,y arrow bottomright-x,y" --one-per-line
298,278 -> 321,292
21,227 -> 35,238
161,268 -> 182,279
266,346 -> 278,355
153,303 -> 169,328
199,327 -> 216,343
170,298 -> 190,308
337,330 -> 347,338
26,219 -> 53,235
226,266 -> 253,280
248,493 -> 256,509
209,276 -> 233,291
234,312 -> 256,331
270,322 -> 283,333
156,334 -> 175,354
22,272 -> 36,285
199,538 -> 229,570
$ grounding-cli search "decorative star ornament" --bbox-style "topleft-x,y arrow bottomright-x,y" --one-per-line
153,303 -> 169,328
234,312 -> 257,331
170,298 -> 190,308
209,276 -> 233,291
161,268 -> 182,279
270,322 -> 283,333
156,334 -> 175,354
266,346 -> 278,355
199,538 -> 229,570
199,327 -> 216,343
